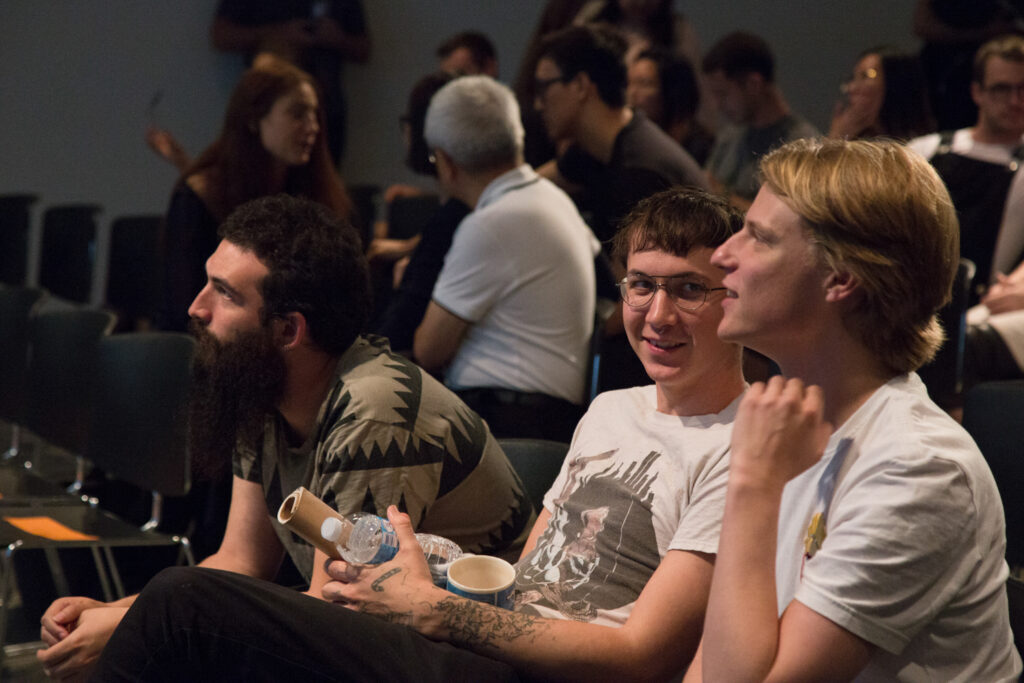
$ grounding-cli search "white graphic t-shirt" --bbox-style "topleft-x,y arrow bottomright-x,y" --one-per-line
514,385 -> 739,626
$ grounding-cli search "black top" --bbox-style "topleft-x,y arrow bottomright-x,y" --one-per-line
374,198 -> 470,352
557,111 -> 707,245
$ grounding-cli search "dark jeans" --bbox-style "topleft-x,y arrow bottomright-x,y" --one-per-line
91,567 -> 519,683
455,388 -> 583,443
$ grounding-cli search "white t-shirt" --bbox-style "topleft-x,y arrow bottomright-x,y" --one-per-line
432,164 -> 599,403
777,373 -> 1021,681
908,129 -> 1024,281
514,385 -> 739,626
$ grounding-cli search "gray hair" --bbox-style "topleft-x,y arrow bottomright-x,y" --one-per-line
424,75 -> 524,172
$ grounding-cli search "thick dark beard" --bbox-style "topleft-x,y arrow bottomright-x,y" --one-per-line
188,319 -> 287,482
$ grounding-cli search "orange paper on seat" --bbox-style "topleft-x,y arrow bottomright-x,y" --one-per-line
3,516 -> 99,541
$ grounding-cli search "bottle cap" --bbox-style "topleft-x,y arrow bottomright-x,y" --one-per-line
321,516 -> 344,542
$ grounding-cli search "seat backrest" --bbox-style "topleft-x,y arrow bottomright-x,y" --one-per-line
497,438 -> 570,512
39,203 -> 102,303
105,214 -> 164,322
0,285 -> 45,422
26,307 -> 116,453
0,193 -> 37,285
962,380 -> 1024,569
585,297 -> 618,405
919,258 -> 976,405
87,332 -> 194,496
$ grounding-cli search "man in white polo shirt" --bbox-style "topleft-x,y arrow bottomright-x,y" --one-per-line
414,75 -> 599,442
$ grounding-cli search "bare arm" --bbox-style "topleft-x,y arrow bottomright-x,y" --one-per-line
327,507 -> 712,682
198,475 -> 285,579
37,476 -> 283,679
518,507 -> 551,560
700,378 -> 873,682
413,301 -> 470,374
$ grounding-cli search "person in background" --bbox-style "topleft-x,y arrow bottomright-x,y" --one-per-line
628,47 -> 714,165
437,30 -> 499,78
914,0 -> 1024,130
413,76 -> 598,442
513,0 -> 591,167
910,35 -> 1024,391
701,31 -> 818,211
829,46 -> 936,141
534,23 -> 708,392
159,55 -> 351,334
372,71 -> 466,353
909,34 -> 1024,296
211,0 -> 371,165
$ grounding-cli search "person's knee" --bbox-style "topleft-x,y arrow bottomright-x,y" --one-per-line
136,566 -> 216,610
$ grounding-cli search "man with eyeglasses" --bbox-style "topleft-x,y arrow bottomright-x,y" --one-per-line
909,34 -> 1024,394
90,188 -> 747,682
532,24 -> 708,249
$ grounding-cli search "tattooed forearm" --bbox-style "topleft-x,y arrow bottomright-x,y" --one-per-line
371,568 -> 401,592
432,596 -> 549,651
358,602 -> 416,626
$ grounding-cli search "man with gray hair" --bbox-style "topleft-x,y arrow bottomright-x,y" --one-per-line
414,75 -> 599,442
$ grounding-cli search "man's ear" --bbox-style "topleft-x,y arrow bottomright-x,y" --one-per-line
824,269 -> 860,303
569,71 -> 593,102
970,80 -> 984,108
434,148 -> 456,184
272,312 -> 308,351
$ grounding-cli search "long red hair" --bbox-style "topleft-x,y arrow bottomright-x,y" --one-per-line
184,55 -> 351,222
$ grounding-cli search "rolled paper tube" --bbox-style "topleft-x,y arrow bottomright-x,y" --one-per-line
277,486 -> 345,560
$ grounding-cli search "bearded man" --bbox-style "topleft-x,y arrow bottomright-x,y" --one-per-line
36,194 -> 531,682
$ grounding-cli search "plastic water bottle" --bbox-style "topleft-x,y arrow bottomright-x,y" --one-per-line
321,514 -> 399,565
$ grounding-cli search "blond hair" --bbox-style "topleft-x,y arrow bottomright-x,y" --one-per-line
759,138 -> 959,374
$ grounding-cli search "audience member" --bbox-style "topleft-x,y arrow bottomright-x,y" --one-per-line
159,56 -> 351,334
534,23 -> 708,392
829,46 -> 936,141
535,24 -> 707,246
90,187 -> 748,683
914,0 -> 1024,130
909,34 -> 1024,296
688,138 -> 1021,681
702,31 -> 818,210
628,47 -> 715,164
413,76 -> 599,442
37,194 -> 531,682
437,30 -> 499,77
211,0 -> 371,164
372,72 -> 467,353
909,35 -> 1024,393
513,0 -> 591,166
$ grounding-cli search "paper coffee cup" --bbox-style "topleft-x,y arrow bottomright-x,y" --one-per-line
445,555 -> 516,610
